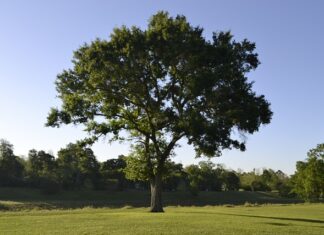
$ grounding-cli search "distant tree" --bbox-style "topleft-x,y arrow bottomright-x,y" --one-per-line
261,169 -> 280,190
250,180 -> 270,192
26,149 -> 58,192
184,161 -> 224,194
101,155 -> 129,190
271,170 -> 294,197
261,169 -> 273,184
57,144 -> 100,189
0,139 -> 24,186
46,12 -> 272,212
239,171 -> 258,191
260,169 -> 291,192
198,161 -> 223,191
184,164 -> 201,196
292,144 -> 324,201
239,168 -> 292,193
222,171 -> 240,191
162,161 -> 184,191
27,150 -> 57,177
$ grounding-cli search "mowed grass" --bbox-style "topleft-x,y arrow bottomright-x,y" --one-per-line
0,204 -> 323,235
0,188 -> 322,234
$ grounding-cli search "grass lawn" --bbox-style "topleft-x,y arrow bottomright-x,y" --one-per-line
0,204 -> 323,235
0,188 -> 322,234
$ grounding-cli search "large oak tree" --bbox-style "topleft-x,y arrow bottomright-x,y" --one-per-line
46,12 -> 272,212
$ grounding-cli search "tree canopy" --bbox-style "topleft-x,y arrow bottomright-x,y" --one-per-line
292,143 -> 324,201
46,11 -> 272,212
57,143 -> 101,189
0,139 -> 24,186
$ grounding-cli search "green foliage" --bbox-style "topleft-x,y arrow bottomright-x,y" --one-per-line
124,142 -> 178,182
0,138 -> 297,200
46,10 -> 272,179
185,161 -> 224,194
0,139 -> 24,186
124,144 -> 155,182
26,150 -> 58,188
222,171 -> 240,191
277,183 -> 295,198
292,143 -> 324,201
46,11 -> 272,211
185,164 -> 203,195
162,161 -> 184,191
239,171 -> 257,191
27,150 -> 57,176
239,169 -> 290,192
100,155 -> 129,190
57,143 -> 101,189
250,180 -> 271,192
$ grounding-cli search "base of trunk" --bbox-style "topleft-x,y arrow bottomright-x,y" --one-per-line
149,205 -> 164,213
150,174 -> 164,213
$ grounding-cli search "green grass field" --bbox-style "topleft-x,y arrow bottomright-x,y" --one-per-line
0,204 -> 323,234
0,188 -> 322,234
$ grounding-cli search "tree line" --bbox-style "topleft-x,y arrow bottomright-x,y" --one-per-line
1,139 -> 322,201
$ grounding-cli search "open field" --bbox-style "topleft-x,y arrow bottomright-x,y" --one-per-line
0,204 -> 323,235
0,188 -> 322,234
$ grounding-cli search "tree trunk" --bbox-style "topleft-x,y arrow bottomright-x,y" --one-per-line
150,173 -> 164,212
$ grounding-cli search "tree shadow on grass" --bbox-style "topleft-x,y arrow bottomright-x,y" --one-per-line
264,222 -> 290,226
183,210 -> 324,225
222,213 -> 324,224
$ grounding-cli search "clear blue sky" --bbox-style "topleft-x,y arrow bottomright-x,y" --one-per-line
0,0 -> 323,174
